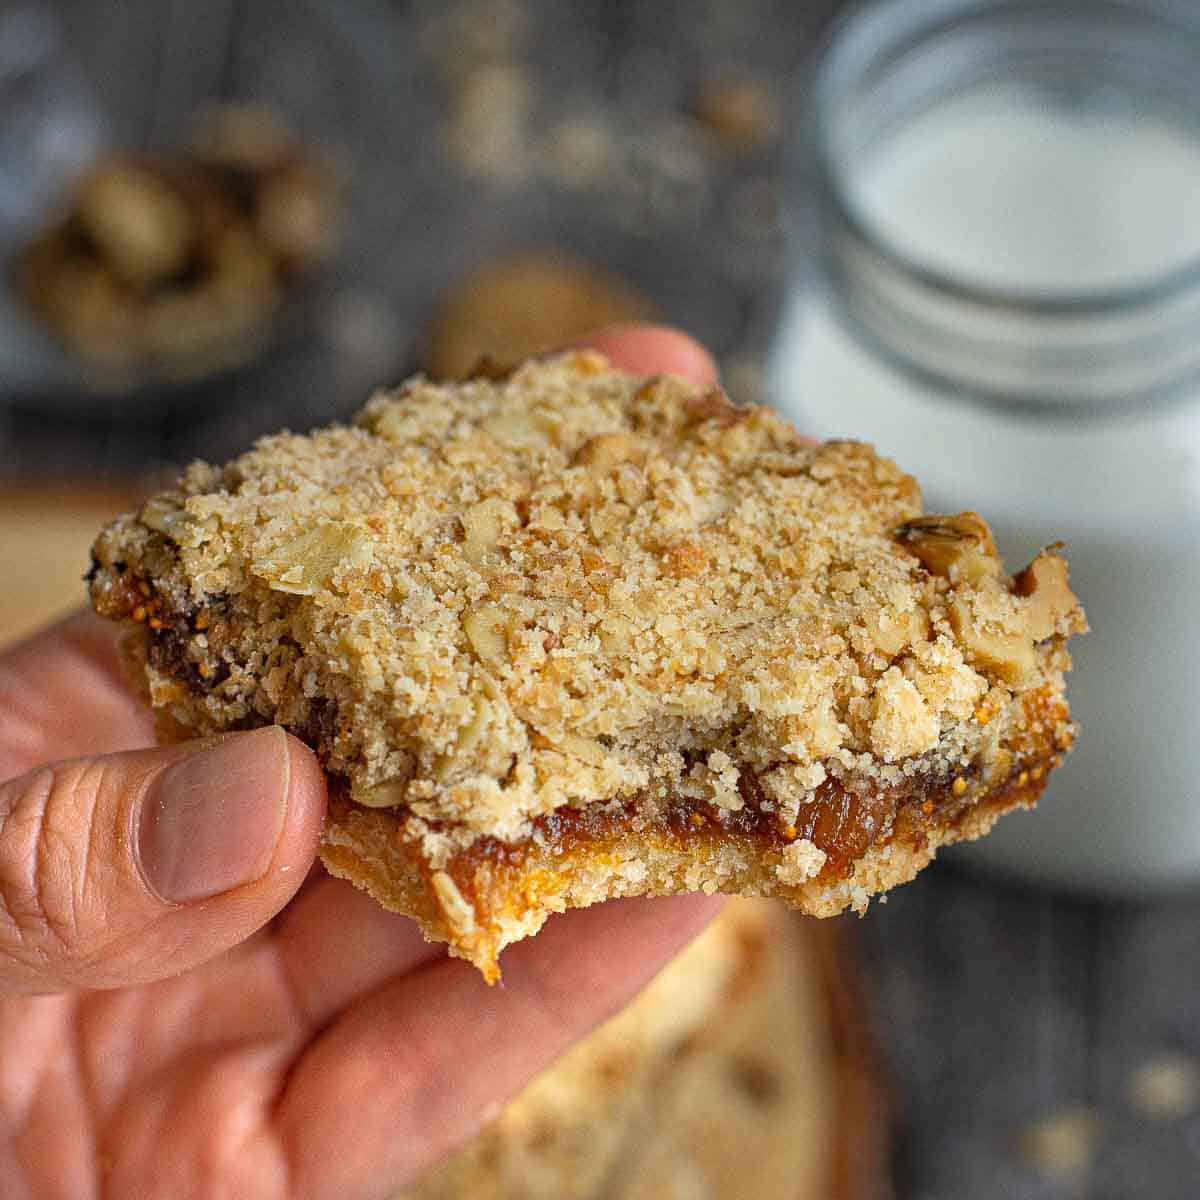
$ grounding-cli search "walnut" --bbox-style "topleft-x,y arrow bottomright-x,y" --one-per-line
77,162 -> 193,288
357,778 -> 410,808
867,606 -> 929,656
895,512 -> 1000,585
255,163 -> 340,268
573,431 -> 640,470
948,597 -> 1036,684
555,731 -> 608,766
461,497 -> 517,564
1014,551 -> 1084,641
252,523 -> 374,595
463,603 -> 509,664
696,75 -> 779,151
684,387 -> 743,428
482,408 -> 552,447
464,354 -> 516,382
139,496 -> 195,540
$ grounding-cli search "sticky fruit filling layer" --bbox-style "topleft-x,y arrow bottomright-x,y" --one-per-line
359,739 -> 1062,912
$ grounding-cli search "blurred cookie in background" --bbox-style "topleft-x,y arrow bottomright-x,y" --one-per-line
423,251 -> 655,379
694,73 -> 781,154
399,900 -> 890,1200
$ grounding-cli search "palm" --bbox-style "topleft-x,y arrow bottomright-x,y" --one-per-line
5,924 -> 309,1197
5,871 -> 473,1197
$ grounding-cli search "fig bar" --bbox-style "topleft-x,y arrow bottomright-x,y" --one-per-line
89,352 -> 1085,980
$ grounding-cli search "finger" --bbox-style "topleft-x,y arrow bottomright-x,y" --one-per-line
0,727 -> 326,992
0,611 -> 154,780
577,324 -> 719,386
278,893 -> 724,1198
272,873 -> 445,1027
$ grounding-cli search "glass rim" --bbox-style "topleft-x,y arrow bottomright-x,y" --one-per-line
812,0 -> 1200,319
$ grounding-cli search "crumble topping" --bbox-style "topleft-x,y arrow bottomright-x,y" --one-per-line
90,351 -> 1084,860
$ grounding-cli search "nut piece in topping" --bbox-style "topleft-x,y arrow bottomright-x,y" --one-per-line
573,431 -> 641,470
251,523 -> 373,596
1014,550 -> 1086,641
357,777 -> 410,809
895,511 -> 1000,585
948,597 -> 1036,685
461,497 -> 518,564
463,603 -> 509,665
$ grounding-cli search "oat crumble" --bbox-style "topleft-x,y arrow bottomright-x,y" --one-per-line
89,351 -> 1085,977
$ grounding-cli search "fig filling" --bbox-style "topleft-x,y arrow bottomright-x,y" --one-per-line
326,742 -> 1055,918
428,756 -> 1049,901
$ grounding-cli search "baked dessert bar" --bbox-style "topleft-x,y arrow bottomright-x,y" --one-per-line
89,351 -> 1085,979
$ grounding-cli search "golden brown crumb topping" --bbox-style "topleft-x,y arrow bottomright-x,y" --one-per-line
89,351 -> 1084,860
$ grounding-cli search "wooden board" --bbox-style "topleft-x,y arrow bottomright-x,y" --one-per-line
0,488 -> 137,650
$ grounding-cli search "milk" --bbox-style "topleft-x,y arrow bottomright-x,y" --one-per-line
850,81 -> 1200,294
771,81 -> 1200,889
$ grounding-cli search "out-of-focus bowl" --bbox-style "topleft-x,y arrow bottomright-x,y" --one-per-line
0,0 -> 409,414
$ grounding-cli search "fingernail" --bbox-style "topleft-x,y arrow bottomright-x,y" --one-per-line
139,727 -> 290,903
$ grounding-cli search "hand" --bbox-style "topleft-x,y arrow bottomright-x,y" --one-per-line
0,327 -> 725,1199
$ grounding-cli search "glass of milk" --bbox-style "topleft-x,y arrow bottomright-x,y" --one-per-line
770,0 -> 1200,892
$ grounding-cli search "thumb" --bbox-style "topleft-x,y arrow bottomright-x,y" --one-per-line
0,726 -> 325,993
